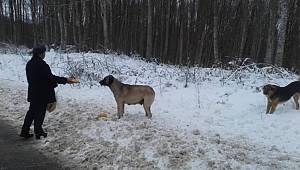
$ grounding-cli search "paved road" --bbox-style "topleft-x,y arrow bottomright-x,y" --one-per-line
0,119 -> 63,170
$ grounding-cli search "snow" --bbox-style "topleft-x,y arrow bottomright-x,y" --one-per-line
0,51 -> 300,169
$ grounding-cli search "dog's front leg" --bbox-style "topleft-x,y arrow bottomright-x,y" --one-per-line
269,100 -> 279,114
266,100 -> 271,114
293,94 -> 299,110
116,100 -> 124,119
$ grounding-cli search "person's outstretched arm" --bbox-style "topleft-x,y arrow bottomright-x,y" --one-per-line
40,61 -> 78,85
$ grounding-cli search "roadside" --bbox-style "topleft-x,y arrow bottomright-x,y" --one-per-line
0,118 -> 64,170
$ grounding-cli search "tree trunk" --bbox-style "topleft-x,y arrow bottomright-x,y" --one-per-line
239,0 -> 253,58
31,0 -> 37,45
163,0 -> 170,62
75,1 -> 82,49
82,0 -> 88,50
109,0 -> 113,49
178,21 -> 184,65
58,7 -> 65,49
13,0 -> 18,44
63,4 -> 68,46
213,0 -> 220,64
9,0 -> 15,44
178,1 -> 185,65
275,0 -> 289,66
138,2 -> 145,56
43,0 -> 49,45
265,0 -> 278,64
0,0 -> 3,41
197,25 -> 207,65
71,1 -> 77,46
283,0 -> 299,68
146,0 -> 153,58
100,0 -> 109,49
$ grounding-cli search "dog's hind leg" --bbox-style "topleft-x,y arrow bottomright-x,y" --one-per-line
143,104 -> 152,118
293,94 -> 300,110
143,95 -> 154,118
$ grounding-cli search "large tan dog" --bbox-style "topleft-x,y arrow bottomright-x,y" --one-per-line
99,75 -> 155,118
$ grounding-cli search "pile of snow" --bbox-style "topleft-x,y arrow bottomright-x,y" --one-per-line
0,51 -> 300,169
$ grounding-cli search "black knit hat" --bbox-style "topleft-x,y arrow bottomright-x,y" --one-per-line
32,45 -> 46,56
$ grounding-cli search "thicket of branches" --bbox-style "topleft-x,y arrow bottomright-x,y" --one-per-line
0,0 -> 299,69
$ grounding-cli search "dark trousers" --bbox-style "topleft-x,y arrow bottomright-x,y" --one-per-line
21,102 -> 47,134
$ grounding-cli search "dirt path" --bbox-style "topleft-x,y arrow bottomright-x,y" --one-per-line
0,79 -> 299,169
0,118 -> 63,170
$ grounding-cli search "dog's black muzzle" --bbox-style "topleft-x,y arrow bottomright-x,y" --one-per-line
99,79 -> 107,86
263,90 -> 268,95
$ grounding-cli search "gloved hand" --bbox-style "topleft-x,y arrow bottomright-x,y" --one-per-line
46,102 -> 57,112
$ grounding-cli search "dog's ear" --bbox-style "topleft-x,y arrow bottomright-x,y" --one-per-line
263,85 -> 270,94
270,85 -> 278,90
263,84 -> 277,95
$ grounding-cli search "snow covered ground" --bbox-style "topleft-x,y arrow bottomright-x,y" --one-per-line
0,51 -> 300,169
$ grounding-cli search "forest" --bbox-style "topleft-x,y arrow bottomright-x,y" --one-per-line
0,0 -> 299,69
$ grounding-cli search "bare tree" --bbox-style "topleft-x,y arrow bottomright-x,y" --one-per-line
197,24 -> 208,65
29,0 -> 37,45
163,0 -> 171,62
213,0 -> 220,64
1,0 -> 300,70
0,0 -> 4,41
265,0 -> 278,64
75,1 -> 82,49
178,0 -> 185,65
146,0 -> 153,58
275,0 -> 289,66
239,0 -> 253,57
58,4 -> 65,49
100,0 -> 109,49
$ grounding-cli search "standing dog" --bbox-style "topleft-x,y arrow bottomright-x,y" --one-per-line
262,81 -> 300,114
99,75 -> 155,118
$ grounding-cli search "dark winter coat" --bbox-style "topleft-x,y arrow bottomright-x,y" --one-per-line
26,56 -> 67,103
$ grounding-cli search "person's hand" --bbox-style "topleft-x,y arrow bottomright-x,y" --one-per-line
67,78 -> 80,84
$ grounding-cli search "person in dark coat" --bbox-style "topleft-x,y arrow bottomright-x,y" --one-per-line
20,45 -> 79,139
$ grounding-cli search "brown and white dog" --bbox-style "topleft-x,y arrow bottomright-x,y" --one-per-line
262,81 -> 300,114
99,75 -> 155,119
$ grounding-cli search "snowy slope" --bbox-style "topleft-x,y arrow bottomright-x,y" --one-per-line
0,51 -> 300,169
